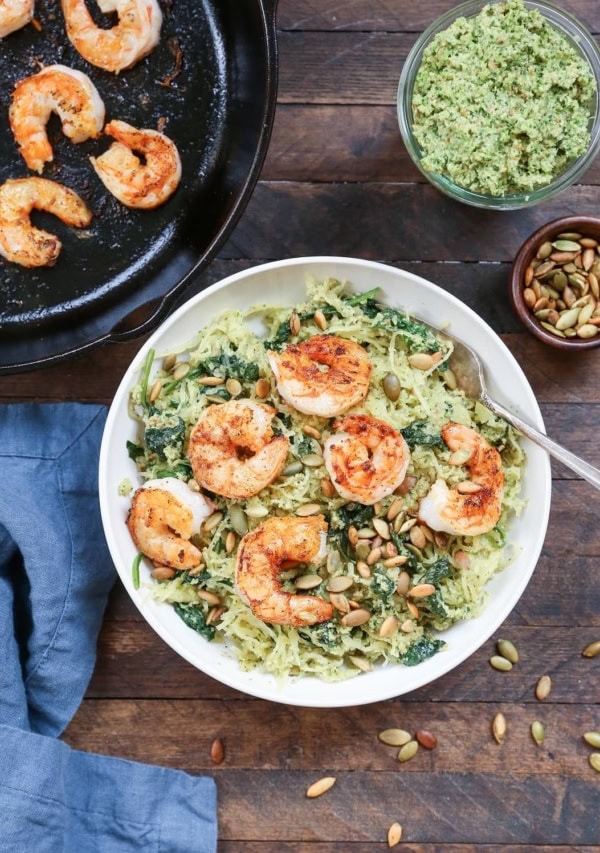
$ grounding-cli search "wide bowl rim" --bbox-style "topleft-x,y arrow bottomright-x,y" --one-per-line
509,215 -> 600,350
397,0 -> 600,210
99,256 -> 552,707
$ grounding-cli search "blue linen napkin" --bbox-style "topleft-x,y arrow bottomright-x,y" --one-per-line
0,403 -> 217,853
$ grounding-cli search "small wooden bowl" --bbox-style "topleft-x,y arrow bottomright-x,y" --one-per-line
509,216 -> 600,350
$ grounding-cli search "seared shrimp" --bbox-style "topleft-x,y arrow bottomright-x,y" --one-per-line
127,477 -> 214,570
0,0 -> 33,37
418,422 -> 504,537
61,0 -> 162,72
267,334 -> 372,417
188,400 -> 290,501
90,120 -> 181,209
324,414 -> 411,505
9,65 -> 105,173
0,177 -> 91,268
235,516 -> 333,626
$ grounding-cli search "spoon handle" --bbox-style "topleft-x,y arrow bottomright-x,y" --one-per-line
483,394 -> 600,492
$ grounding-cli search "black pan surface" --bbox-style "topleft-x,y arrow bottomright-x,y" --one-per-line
0,0 -> 277,372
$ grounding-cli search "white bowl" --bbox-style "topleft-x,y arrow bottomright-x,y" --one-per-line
99,257 -> 551,707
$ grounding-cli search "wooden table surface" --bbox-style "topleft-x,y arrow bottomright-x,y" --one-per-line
2,1 -> 600,849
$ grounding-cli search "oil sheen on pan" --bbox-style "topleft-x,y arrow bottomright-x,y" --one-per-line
0,0 -> 232,330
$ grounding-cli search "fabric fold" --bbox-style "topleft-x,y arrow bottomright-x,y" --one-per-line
0,403 -> 217,852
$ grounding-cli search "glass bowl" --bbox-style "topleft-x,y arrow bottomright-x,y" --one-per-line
397,0 -> 600,210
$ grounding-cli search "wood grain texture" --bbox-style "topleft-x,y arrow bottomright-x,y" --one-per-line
276,0 -> 600,33
263,105 -> 600,185
87,620 -> 600,702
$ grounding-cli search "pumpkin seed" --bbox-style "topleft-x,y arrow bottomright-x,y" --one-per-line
225,531 -> 237,554
583,732 -> 600,748
416,730 -> 437,750
367,547 -> 382,566
442,368 -> 457,389
387,822 -> 403,848
295,574 -> 322,590
225,377 -> 242,396
198,376 -> 225,386
408,353 -> 434,371
536,241 -> 553,259
523,288 -> 536,308
408,525 -> 426,550
229,504 -> 248,535
379,615 -> 399,637
397,740 -> 419,762
282,461 -> 303,477
313,309 -> 327,331
383,372 -> 401,402
384,555 -> 409,568
330,592 -> 350,613
303,424 -> 322,440
580,237 -> 598,248
535,675 -> 552,701
378,728 -> 412,746
306,777 -> 336,798
497,638 -> 519,664
554,307 -> 580,330
387,498 -> 404,521
255,377 -> 270,398
348,654 -> 371,672
582,640 -> 600,657
290,313 -> 301,336
490,655 -> 512,672
409,583 -> 435,598
163,353 -> 177,371
553,239 -> 581,252
540,322 -> 566,337
357,527 -> 376,539
578,302 -> 595,326
296,502 -> 322,517
577,324 -> 599,338
552,271 -> 567,290
341,608 -> 371,627
531,721 -> 545,745
557,232 -> 582,240
327,550 -> 342,573
210,738 -> 225,764
152,566 -> 175,580
197,589 -> 221,605
492,712 -> 507,744
400,619 -> 414,633
326,575 -> 353,593
373,517 -> 391,540
204,511 -> 223,531
301,454 -> 324,468
589,754 -> 600,773
244,504 -> 269,518
534,260 -> 555,277
356,560 -> 371,579
172,362 -> 190,381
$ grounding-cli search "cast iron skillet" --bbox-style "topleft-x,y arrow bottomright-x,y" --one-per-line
0,0 -> 277,373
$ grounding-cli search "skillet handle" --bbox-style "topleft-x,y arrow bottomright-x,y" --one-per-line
107,296 -> 169,342
261,0 -> 278,24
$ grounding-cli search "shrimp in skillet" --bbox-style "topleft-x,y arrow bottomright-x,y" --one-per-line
418,422 -> 504,537
0,177 -> 91,268
0,0 -> 33,37
188,400 -> 290,501
61,0 -> 162,72
9,65 -> 105,173
127,477 -> 214,570
267,334 -> 372,417
324,414 -> 411,505
235,516 -> 333,626
90,120 -> 181,209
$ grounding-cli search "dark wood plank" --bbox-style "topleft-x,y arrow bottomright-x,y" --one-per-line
220,847 -> 599,853
221,182 -> 600,263
277,32 -> 415,105
87,620 -> 600,702
276,0 -> 600,33
263,105 -> 600,185
65,699 -> 600,775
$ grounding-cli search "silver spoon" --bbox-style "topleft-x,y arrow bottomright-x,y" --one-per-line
435,328 -> 600,491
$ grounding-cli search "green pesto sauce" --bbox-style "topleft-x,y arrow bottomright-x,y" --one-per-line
411,0 -> 596,196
